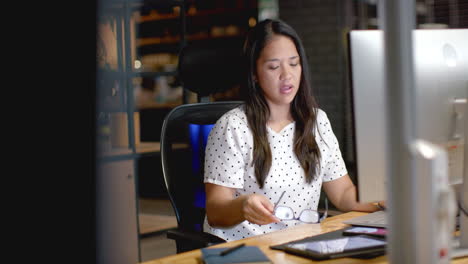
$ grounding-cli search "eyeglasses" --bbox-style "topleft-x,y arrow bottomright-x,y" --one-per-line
273,191 -> 328,223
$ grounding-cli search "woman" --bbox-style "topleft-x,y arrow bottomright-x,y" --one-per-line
203,19 -> 384,242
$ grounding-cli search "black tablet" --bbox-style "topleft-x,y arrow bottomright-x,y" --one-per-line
282,235 -> 386,260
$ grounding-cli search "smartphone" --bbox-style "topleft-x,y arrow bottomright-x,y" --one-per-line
283,235 -> 386,260
343,226 -> 387,237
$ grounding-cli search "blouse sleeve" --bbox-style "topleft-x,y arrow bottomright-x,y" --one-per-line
317,110 -> 348,182
203,112 -> 251,188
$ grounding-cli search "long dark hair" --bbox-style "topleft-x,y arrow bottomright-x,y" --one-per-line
241,19 -> 321,188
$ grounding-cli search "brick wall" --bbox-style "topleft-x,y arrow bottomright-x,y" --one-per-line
278,0 -> 357,179
277,0 -> 468,183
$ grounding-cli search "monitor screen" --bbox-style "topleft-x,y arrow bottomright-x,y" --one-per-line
348,29 -> 468,203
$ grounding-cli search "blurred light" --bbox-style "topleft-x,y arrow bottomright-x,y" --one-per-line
446,58 -> 457,67
419,23 -> 448,29
419,144 -> 436,159
249,17 -> 257,27
134,60 -> 142,69
188,5 -> 197,15
413,140 -> 437,159
173,6 -> 180,16
443,44 -> 457,68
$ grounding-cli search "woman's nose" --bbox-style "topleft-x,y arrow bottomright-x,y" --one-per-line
280,66 -> 292,80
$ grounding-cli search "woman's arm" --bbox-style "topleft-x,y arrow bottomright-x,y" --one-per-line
322,174 -> 384,212
205,183 -> 280,227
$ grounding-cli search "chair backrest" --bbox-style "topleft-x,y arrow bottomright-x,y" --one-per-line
160,101 -> 243,232
178,39 -> 243,97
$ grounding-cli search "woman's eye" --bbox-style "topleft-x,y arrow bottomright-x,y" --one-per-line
290,63 -> 299,67
268,66 -> 279,70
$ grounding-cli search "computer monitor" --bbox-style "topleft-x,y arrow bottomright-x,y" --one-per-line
348,28 -> 468,256
348,29 -> 467,203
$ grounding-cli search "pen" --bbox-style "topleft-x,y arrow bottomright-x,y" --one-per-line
220,243 -> 246,256
374,202 -> 386,211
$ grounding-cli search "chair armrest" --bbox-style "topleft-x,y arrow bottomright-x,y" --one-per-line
167,228 -> 226,247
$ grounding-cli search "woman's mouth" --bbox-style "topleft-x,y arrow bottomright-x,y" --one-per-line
280,84 -> 293,94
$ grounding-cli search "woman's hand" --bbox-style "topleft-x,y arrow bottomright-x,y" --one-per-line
205,183 -> 280,227
377,200 -> 386,210
242,194 -> 281,225
323,175 -> 387,213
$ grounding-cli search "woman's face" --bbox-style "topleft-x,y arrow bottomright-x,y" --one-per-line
255,35 -> 301,108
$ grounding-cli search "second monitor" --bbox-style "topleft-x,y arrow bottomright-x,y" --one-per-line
348,29 -> 468,203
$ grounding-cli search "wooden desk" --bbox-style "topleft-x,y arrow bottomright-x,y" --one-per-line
142,212 -> 468,264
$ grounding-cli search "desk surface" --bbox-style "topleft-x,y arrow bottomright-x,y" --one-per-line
142,211 -> 468,264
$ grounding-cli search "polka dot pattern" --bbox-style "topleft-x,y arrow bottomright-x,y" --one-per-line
203,106 -> 347,241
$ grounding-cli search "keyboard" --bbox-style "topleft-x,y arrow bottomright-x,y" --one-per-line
343,211 -> 461,230
342,211 -> 468,258
342,211 -> 387,228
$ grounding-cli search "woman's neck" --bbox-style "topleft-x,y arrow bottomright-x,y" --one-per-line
267,104 -> 294,132
268,104 -> 292,121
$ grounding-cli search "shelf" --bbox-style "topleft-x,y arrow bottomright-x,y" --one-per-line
133,70 -> 177,78
97,141 -> 189,160
137,101 -> 182,110
137,32 -> 243,47
137,141 -> 189,153
136,141 -> 190,157
137,35 -> 182,46
138,7 -> 255,23
136,141 -> 163,153
98,145 -> 133,158
138,213 -> 177,236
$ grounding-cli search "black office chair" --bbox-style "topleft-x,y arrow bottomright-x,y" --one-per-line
159,37 -> 244,253
160,101 -> 243,253
178,38 -> 243,101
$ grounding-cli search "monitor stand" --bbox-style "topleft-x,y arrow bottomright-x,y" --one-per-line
452,92 -> 468,258
451,185 -> 468,258
411,140 -> 458,264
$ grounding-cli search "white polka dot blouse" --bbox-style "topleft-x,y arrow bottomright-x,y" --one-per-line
203,105 -> 347,241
